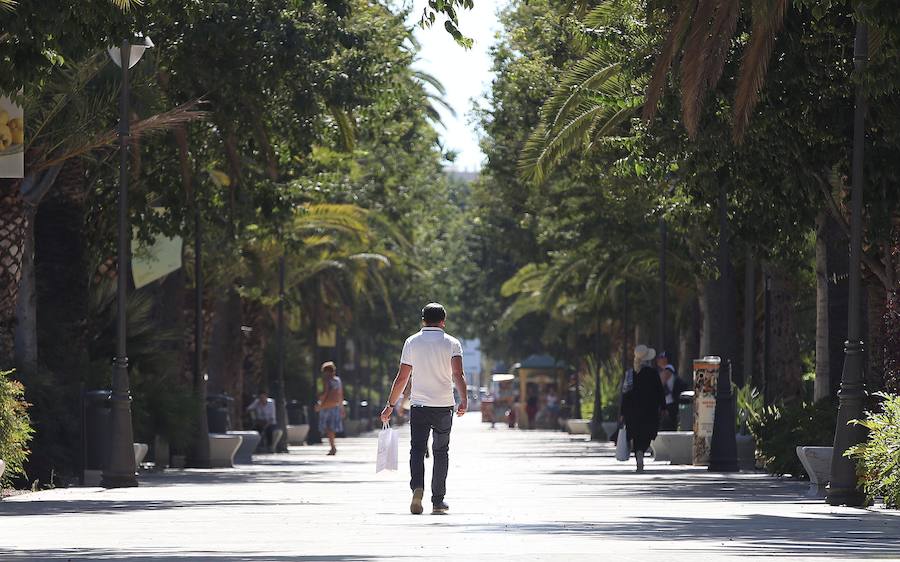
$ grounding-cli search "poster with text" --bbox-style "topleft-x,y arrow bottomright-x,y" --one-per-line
0,95 -> 24,178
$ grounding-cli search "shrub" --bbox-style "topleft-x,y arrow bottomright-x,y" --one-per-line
846,393 -> 900,508
748,398 -> 837,477
0,370 -> 34,488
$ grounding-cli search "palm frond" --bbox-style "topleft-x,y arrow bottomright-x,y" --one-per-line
33,100 -> 207,174
644,0 -> 697,122
0,0 -> 16,12
732,0 -> 787,142
110,0 -> 143,11
679,0 -> 719,137
328,105 -> 356,152
519,103 -> 617,185
412,69 -> 448,96
541,51 -> 621,128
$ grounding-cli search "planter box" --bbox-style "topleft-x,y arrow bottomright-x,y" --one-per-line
227,431 -> 261,464
651,432 -> 693,465
208,433 -> 242,468
566,419 -> 591,434
133,443 -> 149,467
287,424 -> 310,446
796,446 -> 833,496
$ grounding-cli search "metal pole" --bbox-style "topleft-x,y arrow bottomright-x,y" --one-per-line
709,182 -> 739,472
102,40 -> 138,488
275,254 -> 289,452
827,18 -> 868,507
187,190 -> 210,468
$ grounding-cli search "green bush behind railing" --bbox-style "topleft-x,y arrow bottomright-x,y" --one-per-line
846,392 -> 900,509
0,370 -> 33,488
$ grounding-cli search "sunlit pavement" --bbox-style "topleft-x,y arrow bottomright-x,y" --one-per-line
1,414 -> 898,561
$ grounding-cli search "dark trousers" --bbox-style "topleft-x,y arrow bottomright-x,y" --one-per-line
254,421 -> 276,448
410,406 -> 453,504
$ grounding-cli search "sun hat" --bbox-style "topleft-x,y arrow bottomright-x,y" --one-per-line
633,345 -> 656,370
320,361 -> 336,372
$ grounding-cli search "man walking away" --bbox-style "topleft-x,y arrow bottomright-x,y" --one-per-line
381,303 -> 467,515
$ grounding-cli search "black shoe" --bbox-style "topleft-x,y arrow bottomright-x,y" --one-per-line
432,501 -> 449,514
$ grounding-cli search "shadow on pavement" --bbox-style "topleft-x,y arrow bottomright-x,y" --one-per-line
437,512 -> 900,558
0,498 -> 324,517
0,551 -> 385,561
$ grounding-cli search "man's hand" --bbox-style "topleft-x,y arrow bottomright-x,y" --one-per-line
380,405 -> 393,424
456,400 -> 467,417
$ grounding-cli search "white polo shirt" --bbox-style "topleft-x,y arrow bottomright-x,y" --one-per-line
400,327 -> 463,407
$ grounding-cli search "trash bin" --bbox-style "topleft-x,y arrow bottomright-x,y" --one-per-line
678,390 -> 695,432
83,389 -> 112,471
286,400 -> 306,425
206,393 -> 233,433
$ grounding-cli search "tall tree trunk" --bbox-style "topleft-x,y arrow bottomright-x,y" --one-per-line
678,296 -> 701,381
699,279 -> 712,357
815,212 -> 831,401
742,248 -> 755,389
34,159 -> 90,375
0,179 -> 26,369
884,227 -> 900,394
13,207 -> 36,375
207,287 -> 244,426
242,298 -> 268,401
866,282 -> 886,395
767,269 -> 804,403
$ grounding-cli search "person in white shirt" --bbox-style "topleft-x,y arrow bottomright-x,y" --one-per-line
246,391 -> 277,450
381,303 -> 467,515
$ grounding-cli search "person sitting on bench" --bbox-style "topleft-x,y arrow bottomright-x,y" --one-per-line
246,391 -> 277,451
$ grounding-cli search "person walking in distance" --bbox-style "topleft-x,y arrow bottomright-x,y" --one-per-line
381,303 -> 467,515
620,345 -> 666,472
315,361 -> 344,456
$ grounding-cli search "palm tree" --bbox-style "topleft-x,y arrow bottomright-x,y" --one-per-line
642,0 -> 787,141
0,54 -> 203,368
517,2 -> 645,185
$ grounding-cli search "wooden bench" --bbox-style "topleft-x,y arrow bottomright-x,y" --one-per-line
796,446 -> 833,496
227,431 -> 261,464
652,431 -> 693,464
208,433 -> 242,468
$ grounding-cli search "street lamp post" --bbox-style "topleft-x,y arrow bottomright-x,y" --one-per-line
102,37 -> 152,489
708,182 -> 739,473
827,17 -> 869,507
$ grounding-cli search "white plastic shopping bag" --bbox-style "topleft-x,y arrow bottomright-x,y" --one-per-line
615,425 -> 630,462
376,423 -> 400,473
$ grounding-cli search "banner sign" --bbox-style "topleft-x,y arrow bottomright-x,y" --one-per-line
132,224 -> 183,288
692,356 -> 720,466
0,94 -> 24,178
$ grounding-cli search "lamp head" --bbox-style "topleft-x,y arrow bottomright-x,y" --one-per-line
108,35 -> 154,69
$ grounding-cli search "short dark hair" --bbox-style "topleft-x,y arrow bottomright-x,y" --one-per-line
422,302 -> 446,325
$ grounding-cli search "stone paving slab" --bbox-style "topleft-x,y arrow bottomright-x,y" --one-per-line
0,415 -> 898,561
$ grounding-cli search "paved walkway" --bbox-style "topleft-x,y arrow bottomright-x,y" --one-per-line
1,414 -> 898,561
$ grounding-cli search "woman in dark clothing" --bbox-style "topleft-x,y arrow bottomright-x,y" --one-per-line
621,345 -> 666,472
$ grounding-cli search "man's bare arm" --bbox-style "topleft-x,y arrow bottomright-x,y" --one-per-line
451,356 -> 467,416
380,364 -> 413,422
